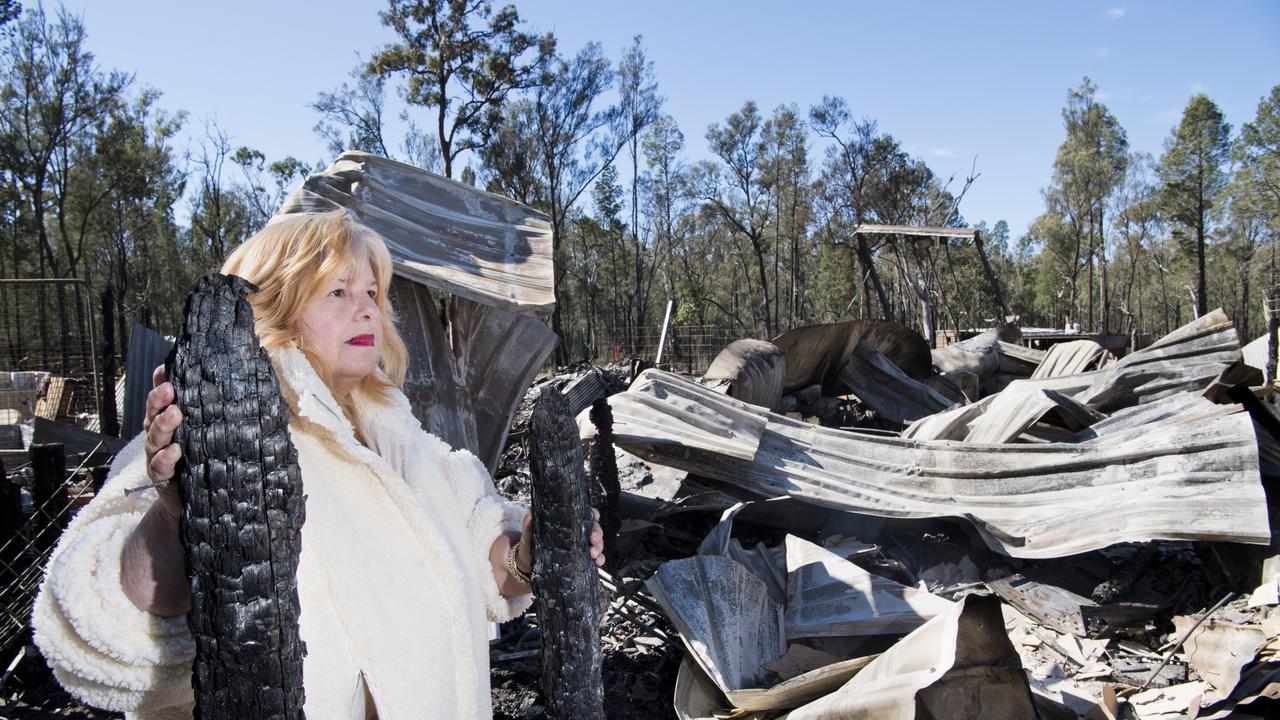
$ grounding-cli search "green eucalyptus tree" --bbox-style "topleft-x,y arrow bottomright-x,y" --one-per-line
1047,77 -> 1128,331
481,42 -> 619,361
0,3 -> 128,366
760,104 -> 810,331
1160,94 -> 1231,318
696,101 -> 776,337
368,0 -> 554,179
1233,85 -> 1280,230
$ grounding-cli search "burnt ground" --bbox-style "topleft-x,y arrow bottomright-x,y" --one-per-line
1,644 -> 124,719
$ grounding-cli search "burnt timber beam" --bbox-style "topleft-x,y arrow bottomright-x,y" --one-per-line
169,274 -> 306,719
528,387 -> 604,720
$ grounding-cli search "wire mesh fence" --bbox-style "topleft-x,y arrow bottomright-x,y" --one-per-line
1,445 -> 111,657
0,279 -> 102,427
587,324 -> 756,375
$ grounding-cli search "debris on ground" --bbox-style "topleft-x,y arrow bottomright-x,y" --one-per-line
484,308 -> 1280,719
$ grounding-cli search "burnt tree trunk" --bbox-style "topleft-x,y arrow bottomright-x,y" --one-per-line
29,443 -> 67,558
99,285 -> 119,438
168,273 -> 306,720
973,231 -> 1011,320
528,387 -> 604,720
587,397 -> 620,572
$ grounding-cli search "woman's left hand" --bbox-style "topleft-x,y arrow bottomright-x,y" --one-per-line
588,508 -> 605,567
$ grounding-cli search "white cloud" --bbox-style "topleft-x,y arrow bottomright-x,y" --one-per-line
928,147 -> 956,158
1104,7 -> 1127,19
1091,46 -> 1112,60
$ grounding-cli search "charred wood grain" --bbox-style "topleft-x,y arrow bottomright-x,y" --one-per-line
168,273 -> 306,720
528,387 -> 604,720
588,397 -> 620,572
29,443 -> 67,557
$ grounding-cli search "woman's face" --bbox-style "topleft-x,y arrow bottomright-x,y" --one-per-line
297,260 -> 381,397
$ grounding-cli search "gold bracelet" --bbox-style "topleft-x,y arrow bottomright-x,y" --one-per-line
505,541 -> 532,585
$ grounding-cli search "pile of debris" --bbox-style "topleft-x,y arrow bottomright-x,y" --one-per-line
537,309 -> 1280,719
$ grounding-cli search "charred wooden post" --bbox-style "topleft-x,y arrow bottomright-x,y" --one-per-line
168,273 -> 306,720
28,443 -> 67,557
0,458 -> 23,591
528,387 -> 604,720
587,397 -> 620,572
90,466 -> 109,495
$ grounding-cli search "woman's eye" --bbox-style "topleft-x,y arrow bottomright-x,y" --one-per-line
329,288 -> 345,298
367,289 -> 377,299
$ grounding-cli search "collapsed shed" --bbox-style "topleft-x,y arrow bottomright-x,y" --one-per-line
587,306 -> 1280,719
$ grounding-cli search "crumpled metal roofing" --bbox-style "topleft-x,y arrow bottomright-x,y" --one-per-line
608,369 -> 1268,558
274,150 -> 554,314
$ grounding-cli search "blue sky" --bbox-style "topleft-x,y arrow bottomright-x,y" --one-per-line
68,0 -> 1280,237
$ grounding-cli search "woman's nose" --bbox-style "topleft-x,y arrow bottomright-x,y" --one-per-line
356,294 -> 378,319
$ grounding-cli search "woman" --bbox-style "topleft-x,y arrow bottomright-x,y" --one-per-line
32,209 -> 604,719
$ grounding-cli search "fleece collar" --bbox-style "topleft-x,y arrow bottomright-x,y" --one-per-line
270,346 -> 358,440
269,346 -> 426,469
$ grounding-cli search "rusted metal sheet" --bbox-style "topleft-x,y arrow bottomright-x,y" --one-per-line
988,574 -> 1096,637
705,339 -> 785,412
697,501 -> 790,604
1074,309 -> 1241,411
275,150 -> 554,314
996,341 -> 1044,375
608,370 -> 1267,558
659,523 -> 947,714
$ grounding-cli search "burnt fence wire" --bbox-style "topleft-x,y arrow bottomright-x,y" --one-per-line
1,445 -> 112,658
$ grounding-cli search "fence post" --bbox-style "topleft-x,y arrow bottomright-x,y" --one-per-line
90,465 -> 109,495
0,457 -> 23,585
29,443 -> 67,558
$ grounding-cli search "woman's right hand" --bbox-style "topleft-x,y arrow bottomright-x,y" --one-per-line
143,364 -> 183,518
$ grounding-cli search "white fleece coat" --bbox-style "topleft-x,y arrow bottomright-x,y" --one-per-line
31,347 -> 533,719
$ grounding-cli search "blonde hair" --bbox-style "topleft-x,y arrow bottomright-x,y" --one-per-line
221,210 -> 408,403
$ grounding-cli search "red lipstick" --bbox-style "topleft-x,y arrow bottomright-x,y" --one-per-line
347,334 -> 375,346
